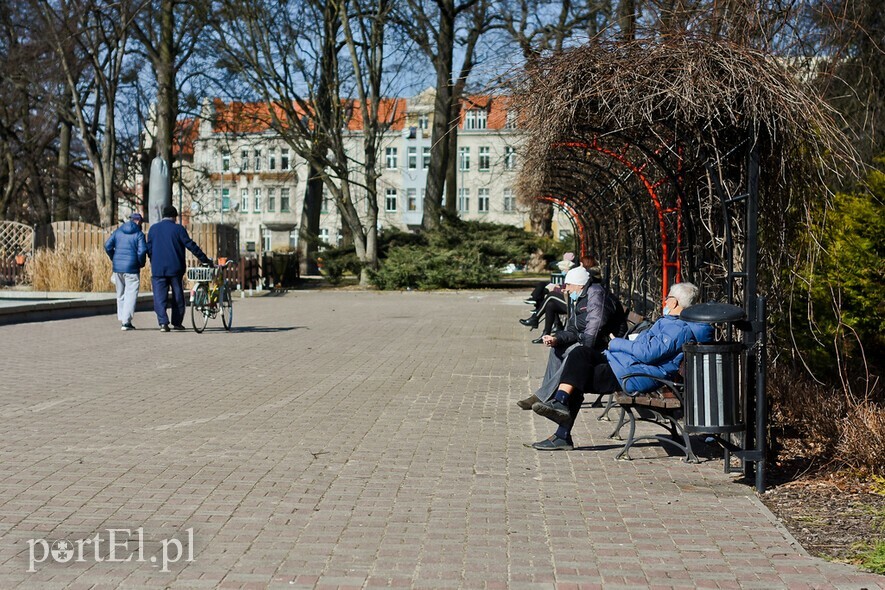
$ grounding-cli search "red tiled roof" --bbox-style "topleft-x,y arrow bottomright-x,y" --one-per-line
172,118 -> 198,158
203,94 -> 513,135
345,98 -> 408,131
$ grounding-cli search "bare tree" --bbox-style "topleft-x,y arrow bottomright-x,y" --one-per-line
130,0 -> 210,212
37,0 -> 138,225
211,0 -> 394,284
499,0 -> 614,239
393,0 -> 482,230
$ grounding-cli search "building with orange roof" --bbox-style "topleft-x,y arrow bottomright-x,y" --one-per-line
151,90 -> 573,257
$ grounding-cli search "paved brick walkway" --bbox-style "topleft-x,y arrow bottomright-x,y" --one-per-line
0,290 -> 881,589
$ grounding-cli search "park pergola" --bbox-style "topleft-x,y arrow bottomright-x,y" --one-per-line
514,37 -> 852,490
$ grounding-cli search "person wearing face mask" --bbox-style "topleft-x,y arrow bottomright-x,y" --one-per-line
528,282 -> 714,450
515,265 -> 619,412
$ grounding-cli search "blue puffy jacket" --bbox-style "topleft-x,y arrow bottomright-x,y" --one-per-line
604,314 -> 714,393
104,221 -> 148,274
147,219 -> 212,277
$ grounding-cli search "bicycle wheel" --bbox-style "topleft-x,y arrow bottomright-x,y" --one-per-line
191,283 -> 210,333
220,282 -> 233,331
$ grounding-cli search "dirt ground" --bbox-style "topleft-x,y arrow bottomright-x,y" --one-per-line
761,467 -> 885,570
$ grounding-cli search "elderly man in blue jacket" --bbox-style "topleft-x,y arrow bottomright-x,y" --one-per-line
147,205 -> 213,332
104,213 -> 148,330
528,282 -> 715,450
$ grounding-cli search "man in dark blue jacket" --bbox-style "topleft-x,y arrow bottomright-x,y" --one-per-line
104,213 -> 148,330
529,282 -> 714,450
147,205 -> 213,331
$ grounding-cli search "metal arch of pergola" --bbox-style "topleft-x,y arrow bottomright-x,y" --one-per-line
531,126 -> 768,491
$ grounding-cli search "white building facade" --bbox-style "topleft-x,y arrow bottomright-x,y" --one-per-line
178,91 -> 572,256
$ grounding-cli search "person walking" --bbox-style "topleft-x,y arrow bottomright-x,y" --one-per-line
104,213 -> 148,331
146,205 -> 213,332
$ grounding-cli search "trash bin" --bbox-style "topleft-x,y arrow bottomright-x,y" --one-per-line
680,302 -> 747,434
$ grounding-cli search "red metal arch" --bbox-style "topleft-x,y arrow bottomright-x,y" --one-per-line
550,139 -> 682,302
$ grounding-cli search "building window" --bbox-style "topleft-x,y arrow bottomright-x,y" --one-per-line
385,147 -> 398,169
280,188 -> 290,212
221,151 -> 230,171
478,146 -> 490,171
289,230 -> 298,248
459,147 -> 470,171
385,188 -> 397,212
321,195 -> 330,213
281,148 -> 290,170
504,146 -> 516,170
458,188 -> 469,212
267,188 -> 275,212
254,149 -> 262,171
465,109 -> 487,130
422,147 -> 431,169
241,188 -> 249,212
262,228 -> 271,252
319,228 -> 330,246
253,188 -> 261,213
241,149 -> 249,171
407,146 -> 417,170
503,188 -> 515,212
418,113 -> 429,129
269,150 -> 276,171
505,109 -> 518,129
221,188 -> 230,211
407,188 -> 418,211
478,188 -> 489,213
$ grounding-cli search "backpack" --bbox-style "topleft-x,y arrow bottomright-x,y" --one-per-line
602,291 -> 629,339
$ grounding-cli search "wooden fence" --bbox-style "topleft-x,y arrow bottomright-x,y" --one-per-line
36,221 -> 109,251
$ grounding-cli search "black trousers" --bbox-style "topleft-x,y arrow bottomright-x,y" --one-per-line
559,346 -> 621,395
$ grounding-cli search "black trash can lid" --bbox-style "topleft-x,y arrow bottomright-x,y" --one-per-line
680,302 -> 746,323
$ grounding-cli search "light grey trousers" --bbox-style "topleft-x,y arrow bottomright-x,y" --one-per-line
534,342 -> 580,402
113,272 -> 140,324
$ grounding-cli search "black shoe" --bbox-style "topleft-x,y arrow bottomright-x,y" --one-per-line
531,336 -> 544,344
159,324 -> 170,332
519,318 -> 540,330
527,436 -> 573,451
532,399 -> 571,424
121,323 -> 135,331
171,325 -> 186,331
516,395 -> 540,410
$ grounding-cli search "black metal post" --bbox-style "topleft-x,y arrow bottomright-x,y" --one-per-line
755,296 -> 767,493
743,134 -> 761,484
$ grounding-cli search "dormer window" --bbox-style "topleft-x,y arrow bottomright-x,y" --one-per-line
464,109 -> 487,130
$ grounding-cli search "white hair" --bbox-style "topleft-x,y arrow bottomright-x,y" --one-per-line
669,282 -> 699,308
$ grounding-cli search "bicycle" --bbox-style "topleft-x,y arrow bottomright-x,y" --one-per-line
187,258 -> 234,333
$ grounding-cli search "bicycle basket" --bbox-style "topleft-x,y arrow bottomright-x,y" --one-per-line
186,267 -> 215,282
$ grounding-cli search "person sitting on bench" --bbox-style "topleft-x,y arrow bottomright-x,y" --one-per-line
527,282 -> 714,451
520,254 -> 600,342
516,265 -> 619,410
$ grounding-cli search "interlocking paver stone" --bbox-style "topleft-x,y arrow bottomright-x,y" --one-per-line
0,290 -> 882,589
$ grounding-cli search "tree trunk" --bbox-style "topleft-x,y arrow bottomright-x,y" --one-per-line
421,1 -> 455,230
298,167 -> 322,275
617,0 -> 637,40
55,113 -> 72,222
445,118 -> 458,215
153,0 -> 176,206
529,200 -> 553,237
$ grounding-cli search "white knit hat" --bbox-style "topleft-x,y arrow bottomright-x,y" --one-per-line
564,266 -> 590,286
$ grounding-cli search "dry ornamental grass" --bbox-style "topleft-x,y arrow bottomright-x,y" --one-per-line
28,248 -> 152,293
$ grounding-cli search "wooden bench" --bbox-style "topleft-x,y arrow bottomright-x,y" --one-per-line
608,374 -> 699,463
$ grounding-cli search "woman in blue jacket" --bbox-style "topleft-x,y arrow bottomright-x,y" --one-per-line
104,213 -> 148,330
528,282 -> 714,451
